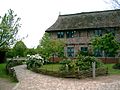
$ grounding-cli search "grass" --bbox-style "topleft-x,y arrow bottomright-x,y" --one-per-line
0,63 -> 9,78
105,64 -> 120,75
39,64 -> 62,72
0,63 -> 16,82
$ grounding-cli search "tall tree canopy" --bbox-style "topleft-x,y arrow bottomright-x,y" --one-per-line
0,9 -> 21,49
91,33 -> 120,57
13,40 -> 27,57
37,33 -> 65,60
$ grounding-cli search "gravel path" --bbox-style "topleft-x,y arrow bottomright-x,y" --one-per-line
13,65 -> 120,90
0,78 -> 16,90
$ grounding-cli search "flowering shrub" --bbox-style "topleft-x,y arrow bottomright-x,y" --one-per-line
26,54 -> 44,69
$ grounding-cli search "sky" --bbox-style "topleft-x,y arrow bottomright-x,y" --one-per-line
0,0 -> 113,48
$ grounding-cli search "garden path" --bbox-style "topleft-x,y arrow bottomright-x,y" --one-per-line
13,65 -> 120,90
0,78 -> 16,90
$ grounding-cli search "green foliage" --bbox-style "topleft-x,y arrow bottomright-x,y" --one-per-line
0,50 -> 6,63
13,40 -> 27,57
113,63 -> 120,69
60,55 -> 103,73
27,59 -> 43,69
105,64 -> 120,74
5,60 -> 24,82
6,60 -> 24,73
31,63 -> 108,78
0,63 -> 18,82
40,64 -> 61,72
76,55 -> 102,71
6,48 -> 15,58
77,50 -> 93,56
91,33 -> 120,57
0,63 -> 8,78
25,48 -> 37,55
26,54 -> 44,69
37,33 -> 65,60
0,9 -> 21,48
59,59 -> 71,64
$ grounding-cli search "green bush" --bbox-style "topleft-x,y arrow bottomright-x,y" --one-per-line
5,60 -> 23,82
113,63 -> 120,69
31,64 -> 108,79
59,59 -> 77,72
59,55 -> 103,75
26,54 -> 44,69
76,55 -> 102,71
26,59 -> 43,69
59,59 -> 71,64
6,60 -> 24,74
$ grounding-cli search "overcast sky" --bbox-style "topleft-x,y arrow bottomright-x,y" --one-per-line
0,0 -> 113,48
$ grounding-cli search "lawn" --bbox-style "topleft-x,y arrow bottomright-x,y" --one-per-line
0,63 -> 9,78
39,64 -> 62,72
0,63 -> 16,82
105,64 -> 120,75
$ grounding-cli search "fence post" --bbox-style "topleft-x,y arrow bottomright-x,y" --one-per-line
92,62 -> 96,79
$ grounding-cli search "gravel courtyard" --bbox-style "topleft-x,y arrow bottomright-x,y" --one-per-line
13,65 -> 120,90
0,78 -> 16,90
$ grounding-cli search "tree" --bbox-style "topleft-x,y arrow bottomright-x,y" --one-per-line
37,33 -> 65,60
91,33 -> 120,57
25,48 -> 38,55
109,0 -> 120,9
0,9 -> 21,48
0,9 -> 21,63
6,48 -> 15,58
13,41 -> 27,57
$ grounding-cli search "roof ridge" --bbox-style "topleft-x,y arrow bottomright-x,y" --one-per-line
59,9 -> 120,17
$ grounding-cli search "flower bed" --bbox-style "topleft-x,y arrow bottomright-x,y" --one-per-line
30,64 -> 108,79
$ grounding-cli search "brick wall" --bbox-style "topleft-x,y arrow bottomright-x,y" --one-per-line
98,57 -> 119,64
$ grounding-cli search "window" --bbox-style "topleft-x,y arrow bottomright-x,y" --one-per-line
95,30 -> 102,36
106,28 -> 115,36
94,49 -> 102,57
57,32 -> 64,38
81,47 -> 88,52
66,31 -> 74,38
67,47 -> 74,57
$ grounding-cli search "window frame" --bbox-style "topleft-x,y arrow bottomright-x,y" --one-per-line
66,31 -> 74,38
95,30 -> 102,36
94,49 -> 102,57
81,47 -> 88,52
57,31 -> 64,38
67,47 -> 74,57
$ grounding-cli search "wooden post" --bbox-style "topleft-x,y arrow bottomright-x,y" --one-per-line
92,62 -> 96,79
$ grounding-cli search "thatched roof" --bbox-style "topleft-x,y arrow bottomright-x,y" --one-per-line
46,9 -> 120,32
